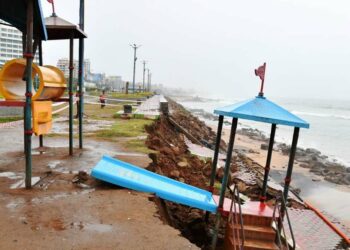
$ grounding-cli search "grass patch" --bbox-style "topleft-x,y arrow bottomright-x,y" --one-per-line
84,104 -> 123,119
109,92 -> 153,99
124,139 -> 155,154
45,133 -> 67,138
95,118 -> 153,138
55,103 -> 122,121
0,117 -> 22,123
87,91 -> 153,99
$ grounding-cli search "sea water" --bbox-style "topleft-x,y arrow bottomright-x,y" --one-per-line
177,96 -> 350,168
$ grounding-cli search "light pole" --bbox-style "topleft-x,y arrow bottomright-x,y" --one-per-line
147,68 -> 150,92
130,44 -> 141,93
142,60 -> 146,92
149,72 -> 152,92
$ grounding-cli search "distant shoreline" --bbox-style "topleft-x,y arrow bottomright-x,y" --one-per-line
172,95 -> 350,169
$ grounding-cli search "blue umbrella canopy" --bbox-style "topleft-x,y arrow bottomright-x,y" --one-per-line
0,0 -> 47,40
214,96 -> 310,128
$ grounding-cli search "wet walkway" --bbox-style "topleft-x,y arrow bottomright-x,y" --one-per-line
135,94 -> 166,116
285,208 -> 347,249
0,120 -> 198,250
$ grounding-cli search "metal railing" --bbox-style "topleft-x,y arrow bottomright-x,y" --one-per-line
272,192 -> 296,250
228,185 -> 245,250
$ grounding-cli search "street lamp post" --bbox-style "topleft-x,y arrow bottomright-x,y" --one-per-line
142,60 -> 146,92
130,44 -> 141,93
147,68 -> 150,92
149,72 -> 152,92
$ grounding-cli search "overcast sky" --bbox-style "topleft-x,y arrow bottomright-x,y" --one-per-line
41,0 -> 350,100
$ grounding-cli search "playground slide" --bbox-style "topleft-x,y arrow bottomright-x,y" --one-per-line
91,155 -> 218,213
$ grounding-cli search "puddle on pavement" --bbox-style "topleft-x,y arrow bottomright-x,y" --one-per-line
6,197 -> 26,210
5,189 -> 95,212
54,167 -> 79,174
51,118 -> 114,134
48,160 -> 62,169
10,177 -> 41,189
84,223 -> 114,233
30,189 -> 95,204
0,172 -> 23,180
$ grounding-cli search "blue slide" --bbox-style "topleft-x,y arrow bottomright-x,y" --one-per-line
91,155 -> 218,213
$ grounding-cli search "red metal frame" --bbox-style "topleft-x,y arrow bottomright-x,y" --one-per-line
0,100 -> 26,107
53,98 -> 70,102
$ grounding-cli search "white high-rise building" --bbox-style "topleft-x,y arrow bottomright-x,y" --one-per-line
0,21 -> 38,68
57,58 -> 91,79
57,58 -> 78,79
0,22 -> 23,67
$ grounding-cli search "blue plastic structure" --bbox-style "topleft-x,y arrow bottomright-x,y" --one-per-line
214,96 -> 309,128
91,155 -> 218,213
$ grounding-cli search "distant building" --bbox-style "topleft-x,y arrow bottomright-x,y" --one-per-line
84,81 -> 97,90
87,72 -> 105,83
56,58 -> 91,79
105,75 -> 123,91
0,21 -> 38,68
57,58 -> 77,78
84,59 -> 90,77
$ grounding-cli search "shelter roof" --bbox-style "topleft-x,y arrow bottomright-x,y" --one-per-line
214,96 -> 310,128
0,0 -> 47,39
45,15 -> 87,40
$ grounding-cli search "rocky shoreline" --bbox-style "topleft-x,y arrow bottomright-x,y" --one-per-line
145,98 -> 349,249
186,106 -> 350,186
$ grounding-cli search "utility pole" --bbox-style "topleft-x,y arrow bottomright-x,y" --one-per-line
147,68 -> 150,92
149,73 -> 152,92
142,60 -> 146,92
130,44 -> 141,93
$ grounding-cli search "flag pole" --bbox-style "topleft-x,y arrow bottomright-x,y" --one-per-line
259,77 -> 265,96
257,62 -> 266,97
48,0 -> 57,17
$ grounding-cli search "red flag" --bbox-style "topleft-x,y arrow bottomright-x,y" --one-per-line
255,63 -> 266,81
47,0 -> 53,3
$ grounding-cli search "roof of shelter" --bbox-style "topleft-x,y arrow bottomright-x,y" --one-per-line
214,96 -> 310,128
45,15 -> 87,40
0,0 -> 47,39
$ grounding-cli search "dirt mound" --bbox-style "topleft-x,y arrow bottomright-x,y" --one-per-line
167,99 -> 226,151
146,117 -> 211,189
145,115 -> 229,248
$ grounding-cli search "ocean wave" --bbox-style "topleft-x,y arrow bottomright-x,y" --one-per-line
292,111 -> 350,120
